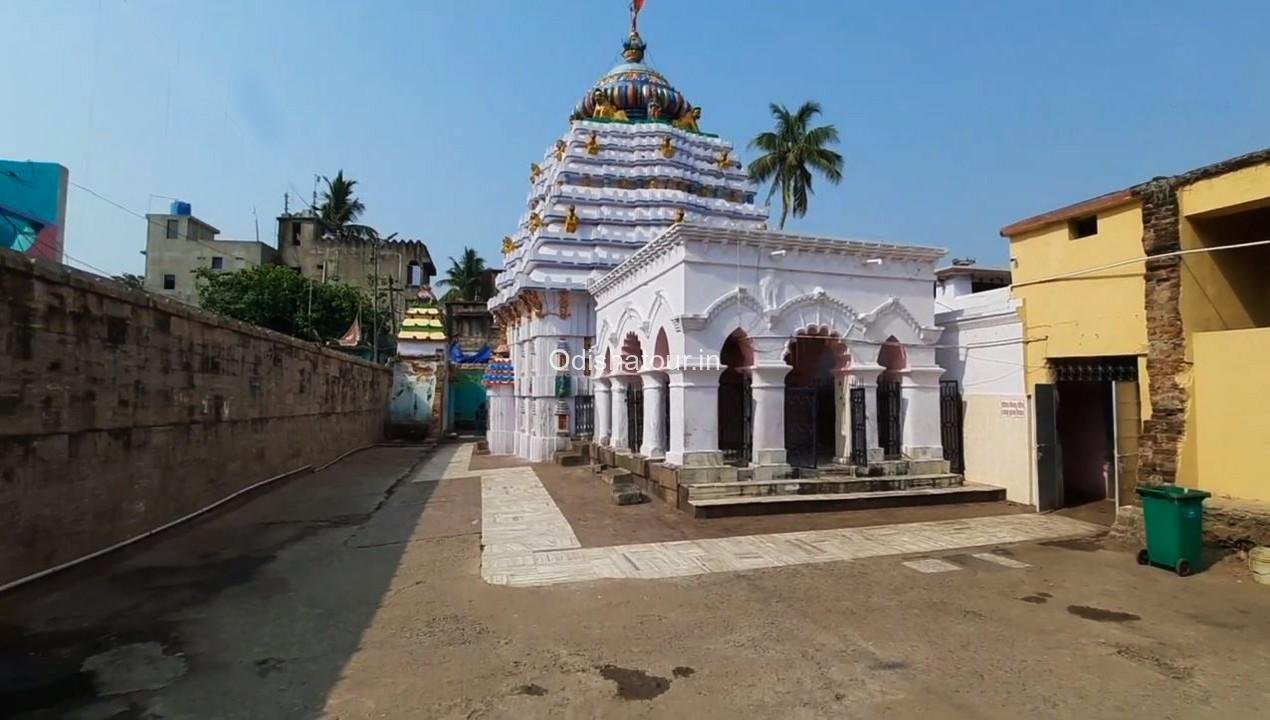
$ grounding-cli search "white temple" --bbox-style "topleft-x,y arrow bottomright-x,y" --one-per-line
487,9 -> 953,494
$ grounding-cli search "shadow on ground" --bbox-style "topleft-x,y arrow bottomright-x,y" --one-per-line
0,444 -> 450,719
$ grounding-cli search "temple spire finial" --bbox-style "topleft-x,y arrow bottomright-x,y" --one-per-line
623,0 -> 647,63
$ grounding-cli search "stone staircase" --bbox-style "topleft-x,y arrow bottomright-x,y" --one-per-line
552,442 -> 590,467
683,459 -> 1005,518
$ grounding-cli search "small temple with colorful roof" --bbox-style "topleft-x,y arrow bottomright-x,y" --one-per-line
487,4 -> 955,503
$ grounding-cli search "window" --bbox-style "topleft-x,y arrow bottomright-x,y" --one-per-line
165,219 -> 178,239
163,274 -> 176,290
407,260 -> 423,287
1069,214 -> 1098,239
291,222 -> 302,246
211,256 -> 224,270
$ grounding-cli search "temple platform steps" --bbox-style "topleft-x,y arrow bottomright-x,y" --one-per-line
686,473 -> 965,501
686,482 -> 1006,519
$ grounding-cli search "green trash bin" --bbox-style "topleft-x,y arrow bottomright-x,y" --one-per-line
1135,484 -> 1211,576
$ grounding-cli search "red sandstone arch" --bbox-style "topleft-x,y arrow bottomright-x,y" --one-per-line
877,335 -> 907,381
619,332 -> 644,375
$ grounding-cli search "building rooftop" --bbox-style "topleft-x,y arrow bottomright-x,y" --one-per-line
998,146 -> 1270,238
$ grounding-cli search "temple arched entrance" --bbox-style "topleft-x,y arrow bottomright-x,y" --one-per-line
717,330 -> 753,465
877,336 -> 907,459
783,327 -> 850,468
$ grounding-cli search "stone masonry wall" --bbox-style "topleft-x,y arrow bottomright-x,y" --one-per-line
0,250 -> 391,587
1135,178 -> 1184,487
1133,148 -> 1270,491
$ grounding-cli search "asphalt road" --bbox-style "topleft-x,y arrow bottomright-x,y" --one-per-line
2,445 -> 1268,719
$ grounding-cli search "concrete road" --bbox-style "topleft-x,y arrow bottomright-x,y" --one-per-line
2,445 -> 1268,719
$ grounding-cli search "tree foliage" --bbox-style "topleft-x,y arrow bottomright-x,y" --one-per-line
440,247 -> 489,301
747,101 -> 844,229
195,264 -> 389,343
113,273 -> 145,290
317,170 -> 377,240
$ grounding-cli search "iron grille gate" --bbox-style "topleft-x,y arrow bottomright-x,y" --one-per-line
939,380 -> 964,473
849,387 -> 867,466
573,394 -> 594,437
877,380 -> 902,460
719,377 -> 752,465
626,386 -> 644,453
662,383 -> 671,453
785,386 -> 820,468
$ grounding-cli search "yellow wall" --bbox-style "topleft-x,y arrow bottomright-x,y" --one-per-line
1192,328 -> 1270,502
1180,162 -> 1270,216
1009,202 -> 1149,395
1175,163 -> 1270,488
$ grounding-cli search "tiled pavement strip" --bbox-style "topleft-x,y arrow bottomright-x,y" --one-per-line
429,444 -> 1102,588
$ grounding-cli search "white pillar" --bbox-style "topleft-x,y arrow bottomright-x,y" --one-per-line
594,377 -> 612,446
610,376 -> 631,453
846,365 -> 884,464
833,370 -> 848,461
903,366 -> 945,459
486,383 -> 515,454
666,367 -> 722,466
748,365 -> 788,466
640,371 -> 667,459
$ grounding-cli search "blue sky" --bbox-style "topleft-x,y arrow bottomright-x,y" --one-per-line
5,1 -> 1269,277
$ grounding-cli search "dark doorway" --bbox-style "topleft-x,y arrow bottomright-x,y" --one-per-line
784,329 -> 848,468
940,380 -> 965,473
1056,381 -> 1112,504
718,330 -> 753,465
1036,357 -> 1139,515
877,336 -> 907,460
626,384 -> 644,452
877,380 -> 902,460
849,387 -> 867,466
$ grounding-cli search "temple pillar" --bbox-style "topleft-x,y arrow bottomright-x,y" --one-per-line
748,365 -> 791,480
640,371 -> 667,459
902,366 -> 945,459
833,369 -> 849,462
749,365 -> 786,464
610,375 -> 631,453
665,367 -> 722,466
594,377 -> 612,446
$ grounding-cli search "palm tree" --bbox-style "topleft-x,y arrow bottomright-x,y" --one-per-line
440,247 -> 489,301
747,101 -> 844,229
317,170 -> 377,240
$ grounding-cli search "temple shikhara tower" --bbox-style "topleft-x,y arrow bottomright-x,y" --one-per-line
488,4 -> 965,509
487,5 -> 765,461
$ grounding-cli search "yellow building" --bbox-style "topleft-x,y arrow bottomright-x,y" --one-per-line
1001,148 -> 1270,511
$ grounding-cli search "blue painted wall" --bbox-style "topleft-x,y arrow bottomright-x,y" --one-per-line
0,160 -> 69,262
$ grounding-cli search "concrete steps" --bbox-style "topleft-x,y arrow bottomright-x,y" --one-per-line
687,483 -> 1007,518
553,441 -> 591,467
553,451 -> 588,467
686,473 -> 965,501
801,458 -> 951,478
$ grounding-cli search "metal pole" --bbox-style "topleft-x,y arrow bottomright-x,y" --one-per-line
372,238 -> 379,363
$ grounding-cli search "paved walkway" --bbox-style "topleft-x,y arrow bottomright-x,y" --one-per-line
469,446 -> 1102,587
